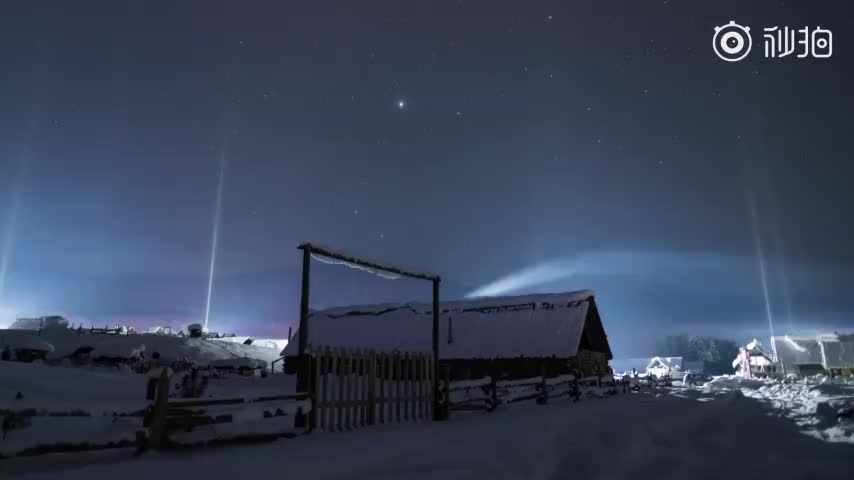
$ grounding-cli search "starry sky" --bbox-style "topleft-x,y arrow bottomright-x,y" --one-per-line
1,1 -> 853,356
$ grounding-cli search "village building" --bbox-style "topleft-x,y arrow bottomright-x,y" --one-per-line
281,290 -> 613,380
771,334 -> 854,376
733,339 -> 777,378
645,356 -> 683,379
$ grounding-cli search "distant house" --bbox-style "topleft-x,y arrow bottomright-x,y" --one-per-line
646,356 -> 683,379
771,334 -> 854,376
733,339 -> 777,378
282,290 -> 613,380
10,316 -> 69,331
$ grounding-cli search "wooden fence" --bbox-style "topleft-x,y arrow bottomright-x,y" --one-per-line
309,346 -> 434,432
144,370 -> 311,450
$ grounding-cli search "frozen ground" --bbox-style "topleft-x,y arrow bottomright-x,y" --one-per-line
4,380 -> 854,480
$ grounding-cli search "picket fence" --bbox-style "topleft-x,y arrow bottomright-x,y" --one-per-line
308,346 -> 434,432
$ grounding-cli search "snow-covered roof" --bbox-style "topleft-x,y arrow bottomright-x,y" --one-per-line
251,338 -> 288,351
9,316 -> 69,330
213,336 -> 253,345
646,356 -> 682,371
282,290 -> 599,359
771,336 -> 825,371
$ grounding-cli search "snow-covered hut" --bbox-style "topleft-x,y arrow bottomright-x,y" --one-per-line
771,334 -> 854,376
282,290 -> 612,379
645,357 -> 682,379
732,339 -> 777,378
10,316 -> 69,331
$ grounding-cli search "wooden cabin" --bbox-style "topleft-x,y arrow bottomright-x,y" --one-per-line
282,290 -> 613,380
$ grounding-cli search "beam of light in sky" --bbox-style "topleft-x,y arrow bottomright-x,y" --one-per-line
746,187 -> 776,340
0,159 -> 27,310
203,148 -> 228,332
466,259 -> 577,298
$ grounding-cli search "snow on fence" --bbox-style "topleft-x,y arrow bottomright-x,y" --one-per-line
309,346 -> 434,432
442,372 -> 621,413
144,370 -> 311,449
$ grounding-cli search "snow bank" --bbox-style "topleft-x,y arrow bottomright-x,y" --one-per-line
0,329 -> 282,366
13,382 -> 854,480
700,374 -> 854,444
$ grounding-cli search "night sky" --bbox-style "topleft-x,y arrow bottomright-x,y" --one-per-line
1,1 -> 853,356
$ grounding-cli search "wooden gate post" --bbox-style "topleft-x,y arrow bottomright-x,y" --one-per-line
432,278 -> 442,420
296,245 -> 312,393
148,369 -> 170,450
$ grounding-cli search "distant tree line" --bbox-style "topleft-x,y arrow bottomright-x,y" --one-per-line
655,335 -> 740,375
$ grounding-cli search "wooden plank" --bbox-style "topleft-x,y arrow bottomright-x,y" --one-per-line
367,349 -> 376,426
426,354 -> 433,421
358,350 -> 366,427
402,352 -> 409,422
311,349 -> 320,430
379,353 -> 386,424
414,354 -> 422,420
320,347 -> 329,431
394,353 -> 401,423
408,352 -> 416,420
336,347 -> 345,432
344,349 -> 352,430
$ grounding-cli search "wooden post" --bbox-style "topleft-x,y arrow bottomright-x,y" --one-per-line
432,278 -> 441,420
148,369 -> 170,450
296,245 -> 311,393
537,363 -> 549,405
288,325 -> 293,342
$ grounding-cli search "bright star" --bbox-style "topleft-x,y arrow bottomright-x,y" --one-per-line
397,99 -> 406,109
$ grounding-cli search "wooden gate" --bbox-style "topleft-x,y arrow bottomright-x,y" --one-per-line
309,346 -> 434,432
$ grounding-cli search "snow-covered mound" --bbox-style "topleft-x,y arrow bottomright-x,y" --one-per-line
700,374 -> 854,444
0,362 -> 147,412
702,375 -> 770,391
0,328 -> 282,366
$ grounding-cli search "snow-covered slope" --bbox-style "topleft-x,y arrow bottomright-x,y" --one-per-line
0,329 -> 282,366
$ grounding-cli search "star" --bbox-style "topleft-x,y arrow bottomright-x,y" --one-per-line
397,99 -> 406,110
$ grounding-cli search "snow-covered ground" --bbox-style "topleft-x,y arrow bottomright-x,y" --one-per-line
4,380 -> 854,480
698,374 -> 854,444
0,328 -> 283,366
0,362 -> 297,457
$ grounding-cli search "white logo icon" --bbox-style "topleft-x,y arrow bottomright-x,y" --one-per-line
713,21 -> 753,62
